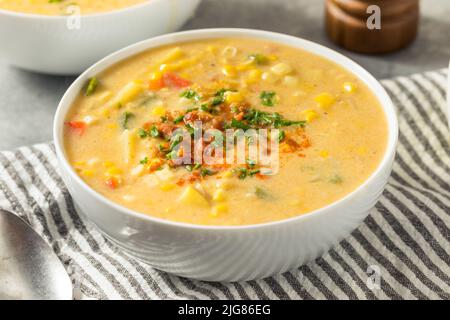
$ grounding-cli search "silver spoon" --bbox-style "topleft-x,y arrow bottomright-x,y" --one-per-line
0,209 -> 73,300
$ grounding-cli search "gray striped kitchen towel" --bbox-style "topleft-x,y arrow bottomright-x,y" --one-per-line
0,69 -> 448,300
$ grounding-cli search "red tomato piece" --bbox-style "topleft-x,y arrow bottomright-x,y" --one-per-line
105,177 -> 119,189
65,121 -> 86,136
162,72 -> 191,88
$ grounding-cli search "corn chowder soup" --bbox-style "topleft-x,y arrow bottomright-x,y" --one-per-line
0,0 -> 147,15
64,38 -> 388,226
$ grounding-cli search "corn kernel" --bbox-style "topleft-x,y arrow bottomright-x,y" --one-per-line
106,167 -> 122,175
131,165 -> 145,177
357,147 -> 367,156
213,189 -> 226,202
319,150 -> 329,158
283,75 -> 299,86
314,93 -> 336,109
160,47 -> 183,64
271,63 -> 293,76
261,71 -> 279,83
160,184 -> 176,191
178,186 -> 210,208
83,115 -> 97,125
150,71 -> 163,81
151,105 -> 166,116
245,69 -> 262,84
207,45 -> 218,54
113,80 -> 144,106
73,161 -> 86,168
211,203 -> 228,217
222,65 -> 238,78
225,91 -> 243,104
343,82 -> 357,93
102,161 -> 114,168
222,170 -> 233,178
99,107 -> 110,117
81,169 -> 94,177
236,60 -> 254,71
216,179 -> 233,190
302,109 -> 319,122
159,63 -> 175,72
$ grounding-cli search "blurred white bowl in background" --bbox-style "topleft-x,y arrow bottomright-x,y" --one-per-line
0,0 -> 201,75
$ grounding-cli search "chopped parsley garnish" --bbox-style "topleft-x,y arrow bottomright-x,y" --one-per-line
85,77 -> 99,96
211,88 -> 235,106
121,112 -> 134,129
260,91 -> 277,107
137,126 -> 160,138
330,174 -> 343,184
229,118 -> 250,130
248,53 -> 269,65
243,109 -> 306,128
200,168 -> 216,177
246,158 -> 257,168
255,186 -> 271,199
137,128 -> 148,138
169,133 -> 183,150
180,89 -> 201,101
278,130 -> 286,142
150,126 -> 160,138
140,157 -> 149,165
173,115 -> 185,124
234,167 -> 260,179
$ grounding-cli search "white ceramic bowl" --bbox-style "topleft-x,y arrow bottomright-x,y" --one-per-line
0,0 -> 200,75
54,29 -> 398,281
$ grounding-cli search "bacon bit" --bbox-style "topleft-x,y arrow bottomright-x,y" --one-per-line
148,78 -> 164,91
234,112 -> 245,121
105,177 -> 119,189
162,72 -> 191,88
186,171 -> 201,184
148,159 -> 164,173
176,179 -> 185,186
65,121 -> 87,136
158,123 -> 177,137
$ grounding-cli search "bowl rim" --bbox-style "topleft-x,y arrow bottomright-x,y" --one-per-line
0,0 -> 162,19
53,28 -> 398,231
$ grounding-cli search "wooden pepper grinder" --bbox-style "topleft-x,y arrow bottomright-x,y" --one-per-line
326,0 -> 420,54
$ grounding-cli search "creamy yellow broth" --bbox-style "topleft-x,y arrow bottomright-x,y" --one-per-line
64,38 -> 388,226
0,0 -> 147,15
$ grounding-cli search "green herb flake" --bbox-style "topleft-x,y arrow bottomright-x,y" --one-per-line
248,53 -> 269,65
329,174 -> 343,184
200,168 -> 216,177
140,157 -> 149,165
85,77 -> 99,96
180,89 -> 201,101
255,186 -> 271,199
173,115 -> 185,124
246,158 -> 256,168
278,130 -> 286,142
137,128 -> 148,138
121,112 -> 134,129
260,91 -> 277,107
150,126 -> 160,138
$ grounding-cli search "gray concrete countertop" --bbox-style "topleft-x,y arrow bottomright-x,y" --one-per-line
1,0 -> 449,150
